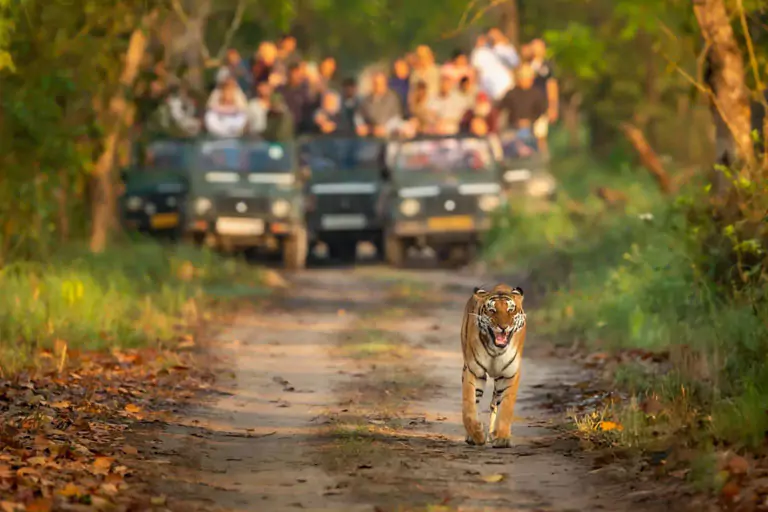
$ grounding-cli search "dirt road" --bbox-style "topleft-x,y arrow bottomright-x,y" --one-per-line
140,264 -> 673,512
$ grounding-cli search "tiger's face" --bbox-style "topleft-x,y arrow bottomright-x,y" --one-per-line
478,290 -> 525,349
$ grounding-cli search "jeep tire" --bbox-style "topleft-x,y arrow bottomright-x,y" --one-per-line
384,231 -> 405,268
282,226 -> 308,270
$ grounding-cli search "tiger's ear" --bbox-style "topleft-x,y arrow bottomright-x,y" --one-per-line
512,287 -> 524,296
473,286 -> 486,295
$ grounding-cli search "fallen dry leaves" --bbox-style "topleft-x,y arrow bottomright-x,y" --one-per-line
0,342 -> 215,511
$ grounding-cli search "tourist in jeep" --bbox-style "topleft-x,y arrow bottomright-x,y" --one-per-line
355,71 -> 403,138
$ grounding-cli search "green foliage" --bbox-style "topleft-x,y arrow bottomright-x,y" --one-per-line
485,128 -> 768,451
0,241 -> 266,375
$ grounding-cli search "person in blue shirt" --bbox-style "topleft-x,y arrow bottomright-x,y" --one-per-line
388,58 -> 411,117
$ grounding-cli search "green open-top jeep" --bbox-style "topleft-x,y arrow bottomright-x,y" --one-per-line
120,138 -> 189,238
184,137 -> 309,269
495,129 -> 557,200
381,134 -> 506,267
299,135 -> 387,262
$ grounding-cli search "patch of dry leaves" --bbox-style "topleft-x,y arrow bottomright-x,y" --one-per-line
0,339 -> 214,512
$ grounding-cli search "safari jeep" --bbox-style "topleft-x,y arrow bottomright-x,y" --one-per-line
299,135 -> 387,262
381,134 -> 505,267
119,138 -> 189,238
184,137 -> 309,270
495,129 -> 557,201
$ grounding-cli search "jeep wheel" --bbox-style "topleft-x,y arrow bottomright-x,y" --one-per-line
384,232 -> 405,268
372,233 -> 385,261
282,227 -> 308,270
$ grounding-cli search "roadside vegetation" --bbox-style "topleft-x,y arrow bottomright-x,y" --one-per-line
483,4 -> 768,504
0,240 -> 267,376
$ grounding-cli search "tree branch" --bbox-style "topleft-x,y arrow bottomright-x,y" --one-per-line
441,0 -> 507,39
619,122 -> 673,195
170,0 -> 190,25
214,0 -> 247,61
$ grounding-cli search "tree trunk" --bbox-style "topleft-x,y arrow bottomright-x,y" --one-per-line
620,122 -> 673,195
56,170 -> 70,243
90,10 -> 157,253
499,0 -> 520,48
562,92 -> 582,149
694,0 -> 755,181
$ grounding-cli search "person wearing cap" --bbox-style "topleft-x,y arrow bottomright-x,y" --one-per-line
426,71 -> 471,135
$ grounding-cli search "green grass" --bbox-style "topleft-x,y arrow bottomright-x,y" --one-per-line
484,127 -> 768,460
0,240 -> 267,374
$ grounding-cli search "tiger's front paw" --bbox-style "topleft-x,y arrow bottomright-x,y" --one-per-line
464,422 -> 486,446
492,436 -> 512,449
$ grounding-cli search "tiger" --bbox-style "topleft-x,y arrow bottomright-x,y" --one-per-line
460,284 -> 527,448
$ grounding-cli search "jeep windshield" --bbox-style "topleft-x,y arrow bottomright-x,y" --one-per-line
300,137 -> 383,172
141,141 -> 188,171
498,129 -> 539,160
195,140 -> 292,173
394,137 -> 495,173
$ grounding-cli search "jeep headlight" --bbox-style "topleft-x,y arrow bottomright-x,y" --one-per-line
527,175 -> 556,198
478,194 -> 501,212
194,197 -> 212,215
271,199 -> 291,218
399,199 -> 420,217
126,196 -> 143,211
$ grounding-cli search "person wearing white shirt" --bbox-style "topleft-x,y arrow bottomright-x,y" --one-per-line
470,35 -> 512,102
205,78 -> 248,137
488,28 -> 521,72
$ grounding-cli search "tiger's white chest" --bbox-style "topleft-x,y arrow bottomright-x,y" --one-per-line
480,345 -> 520,379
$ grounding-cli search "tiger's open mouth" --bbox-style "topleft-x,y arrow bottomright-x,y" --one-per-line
493,331 -> 510,347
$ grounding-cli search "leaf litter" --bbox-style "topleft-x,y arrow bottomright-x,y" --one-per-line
0,342 -> 216,511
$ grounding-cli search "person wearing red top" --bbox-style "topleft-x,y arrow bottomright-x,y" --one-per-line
460,92 -> 499,134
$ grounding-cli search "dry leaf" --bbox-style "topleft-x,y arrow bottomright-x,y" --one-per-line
26,457 -> 47,467
124,403 -> 142,414
120,445 -> 138,455
16,467 -> 38,478
721,480 -> 741,500
93,457 -> 114,471
50,401 -> 71,409
727,455 -> 749,475
56,482 -> 83,497
0,502 -> 23,512
25,498 -> 52,512
481,473 -> 504,483
150,495 -> 167,506
599,421 -> 624,432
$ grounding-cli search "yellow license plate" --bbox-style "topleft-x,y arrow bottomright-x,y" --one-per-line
427,215 -> 474,231
150,212 -> 179,229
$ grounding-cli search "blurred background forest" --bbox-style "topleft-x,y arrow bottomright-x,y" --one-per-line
4,0 -> 768,495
